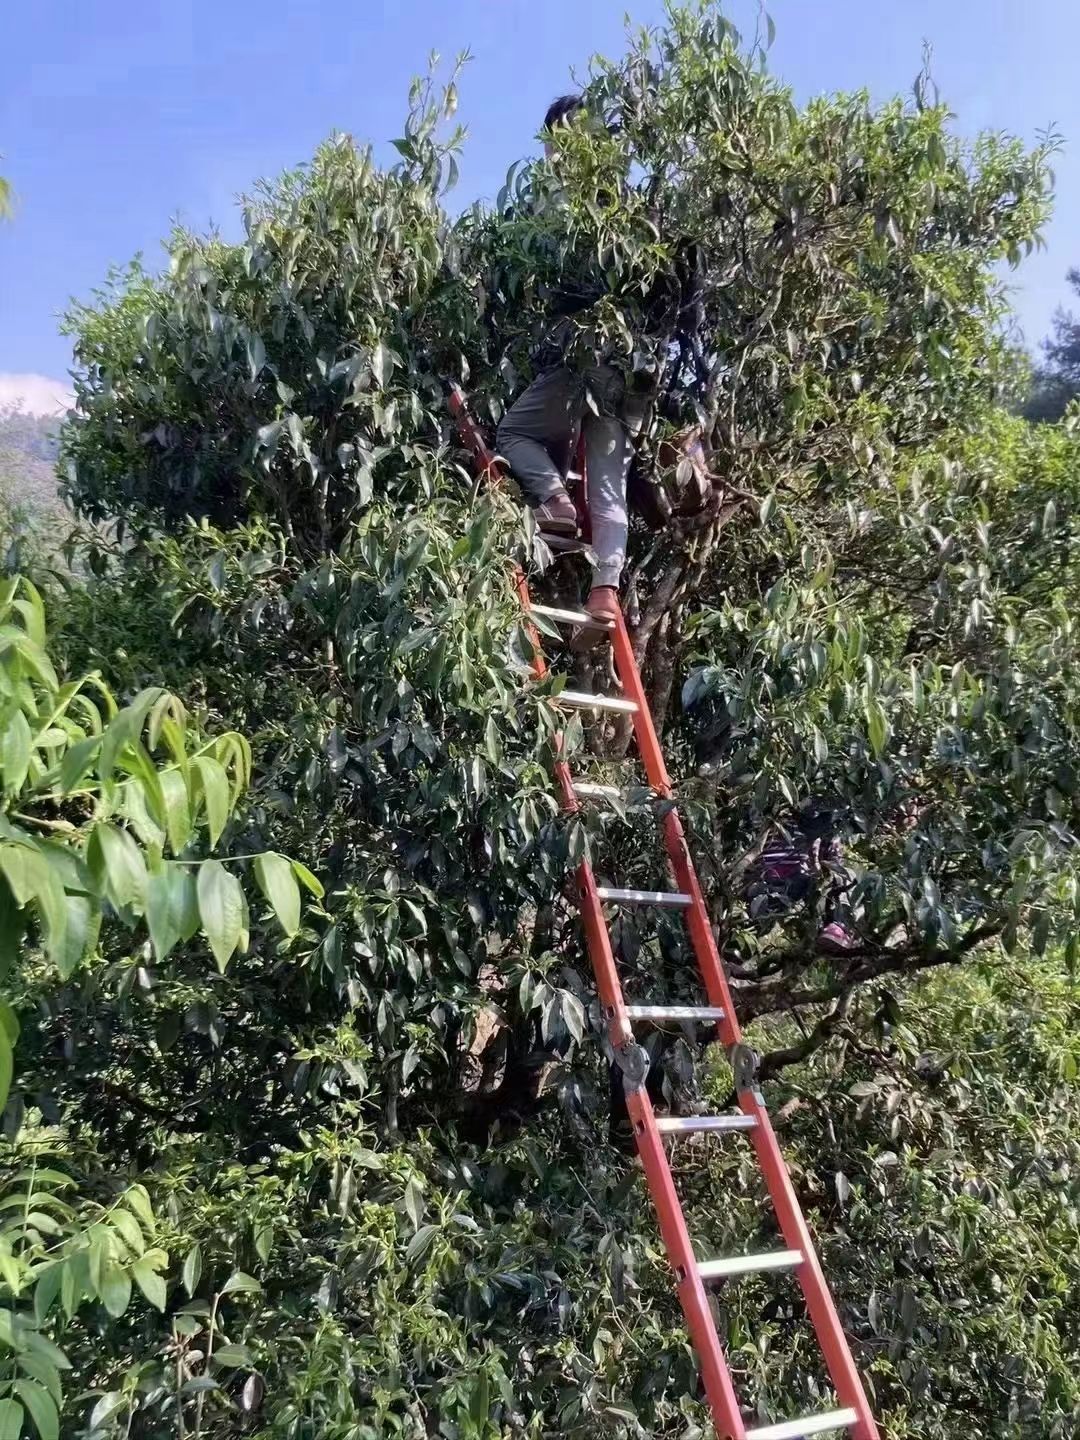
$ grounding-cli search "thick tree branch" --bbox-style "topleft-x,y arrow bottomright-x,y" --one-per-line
757,987 -> 855,1084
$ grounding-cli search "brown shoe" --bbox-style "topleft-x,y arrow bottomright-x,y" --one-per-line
533,491 -> 578,536
571,586 -> 619,651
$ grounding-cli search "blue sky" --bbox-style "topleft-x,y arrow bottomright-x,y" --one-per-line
2,0 -> 1077,411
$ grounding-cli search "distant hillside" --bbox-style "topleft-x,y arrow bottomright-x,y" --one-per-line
0,404 -> 64,516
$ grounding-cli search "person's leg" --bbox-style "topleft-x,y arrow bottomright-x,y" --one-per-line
496,367 -> 582,529
582,412 -> 631,606
581,365 -> 631,606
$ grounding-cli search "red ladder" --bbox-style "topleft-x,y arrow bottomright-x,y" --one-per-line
448,386 -> 880,1440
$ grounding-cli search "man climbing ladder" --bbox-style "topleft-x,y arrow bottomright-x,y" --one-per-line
496,94 -> 640,632
497,358 -> 631,627
450,382 -> 881,1440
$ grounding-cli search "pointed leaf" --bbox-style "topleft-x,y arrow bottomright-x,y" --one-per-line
98,1260 -> 132,1318
220,1270 -> 261,1295
253,852 -> 301,936
196,860 -> 243,972
193,756 -> 230,846
0,1399 -> 24,1440
16,1382 -> 59,1440
182,1242 -> 203,1298
3,709 -> 33,794
132,1260 -> 167,1311
290,860 -> 324,899
87,823 -> 147,911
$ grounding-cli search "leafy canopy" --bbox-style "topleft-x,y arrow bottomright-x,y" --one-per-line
0,5 -> 1075,1437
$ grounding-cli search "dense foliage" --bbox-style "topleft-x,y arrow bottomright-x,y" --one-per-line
2,5 -> 1078,1437
0,576 -> 309,1435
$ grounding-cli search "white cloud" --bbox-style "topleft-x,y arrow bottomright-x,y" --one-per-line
0,373 -> 74,417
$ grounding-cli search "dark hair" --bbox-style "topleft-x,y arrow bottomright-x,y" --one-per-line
543,94 -> 584,132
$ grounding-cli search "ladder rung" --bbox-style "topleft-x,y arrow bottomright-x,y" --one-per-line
573,781 -> 624,800
573,780 -> 658,804
625,1005 -> 726,1023
745,1409 -> 858,1440
556,689 -> 638,714
596,886 -> 691,908
529,604 -> 614,632
542,534 -> 590,553
655,1114 -> 757,1136
698,1249 -> 803,1282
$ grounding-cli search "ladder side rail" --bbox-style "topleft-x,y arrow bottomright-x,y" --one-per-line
512,577 -> 637,1054
608,608 -> 742,1043
454,392 -> 873,1440
448,383 -> 503,486
609,606 -> 879,1439
511,491 -> 746,1435
739,1093 -> 880,1440
627,1086 -> 748,1437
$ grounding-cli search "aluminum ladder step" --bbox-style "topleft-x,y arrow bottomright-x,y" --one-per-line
573,779 -> 658,804
541,533 -> 590,554
655,1114 -> 757,1136
596,886 -> 691,908
555,689 -> 638,714
573,781 -> 624,800
529,604 -> 613,632
698,1249 -> 803,1282
625,1004 -> 726,1023
745,1408 -> 858,1439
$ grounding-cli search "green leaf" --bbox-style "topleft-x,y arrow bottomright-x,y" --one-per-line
13,580 -> 46,648
865,698 -> 889,758
11,1355 -> 60,1411
14,1370 -> 59,1440
0,1398 -> 24,1440
87,823 -> 147,911
0,879 -> 24,979
404,1176 -> 424,1231
145,862 -> 195,962
98,1260 -> 132,1318
220,1270 -> 261,1296
290,860 -> 324,899
122,1184 -> 155,1233
182,1242 -> 202,1298
211,1343 -> 255,1368
0,1005 -> 13,1114
253,852 -> 301,936
247,332 -> 267,380
58,735 -> 100,793
132,1260 -> 167,1311
98,688 -> 164,782
196,860 -> 243,972
54,893 -> 100,980
33,1265 -> 63,1326
0,845 -> 66,964
108,1208 -> 145,1258
193,755 -> 230,846
159,769 -> 192,854
405,1224 -> 437,1262
0,844 -> 49,907
18,1331 -> 69,1371
371,341 -> 396,388
8,636 -> 57,691
3,709 -> 33,794
88,1393 -> 125,1430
